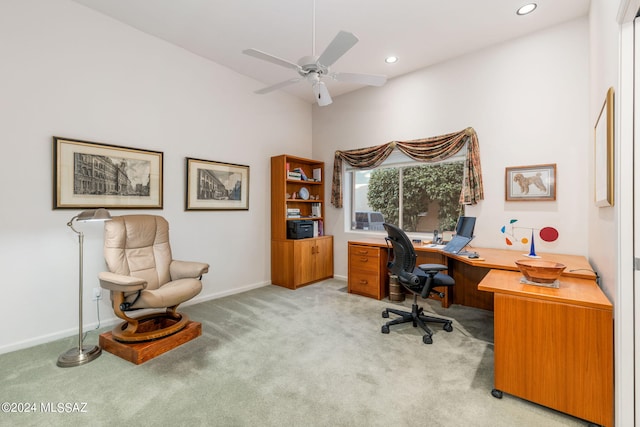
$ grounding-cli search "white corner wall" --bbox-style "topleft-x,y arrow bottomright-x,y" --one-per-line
0,0 -> 311,354
588,0 -> 624,310
312,18 -> 590,280
589,1 -> 637,424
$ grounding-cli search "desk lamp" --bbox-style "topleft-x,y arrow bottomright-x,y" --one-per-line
57,208 -> 111,368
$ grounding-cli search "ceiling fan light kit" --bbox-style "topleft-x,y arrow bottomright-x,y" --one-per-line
312,80 -> 332,106
242,2 -> 387,106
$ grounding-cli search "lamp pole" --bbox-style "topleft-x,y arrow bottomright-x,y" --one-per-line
57,211 -> 107,367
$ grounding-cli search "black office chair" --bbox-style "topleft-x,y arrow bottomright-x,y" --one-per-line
381,223 -> 455,344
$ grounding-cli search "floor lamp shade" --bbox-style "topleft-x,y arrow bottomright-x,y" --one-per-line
57,209 -> 111,368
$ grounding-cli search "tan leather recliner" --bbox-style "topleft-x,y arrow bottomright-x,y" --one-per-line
99,215 -> 209,342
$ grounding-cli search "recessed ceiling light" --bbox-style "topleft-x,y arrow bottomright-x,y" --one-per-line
516,3 -> 537,15
385,56 -> 398,64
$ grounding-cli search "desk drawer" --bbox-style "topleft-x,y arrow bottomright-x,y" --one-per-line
349,254 -> 380,273
348,268 -> 381,298
349,245 -> 380,258
349,244 -> 382,274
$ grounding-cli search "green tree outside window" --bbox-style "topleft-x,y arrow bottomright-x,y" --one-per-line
367,162 -> 464,232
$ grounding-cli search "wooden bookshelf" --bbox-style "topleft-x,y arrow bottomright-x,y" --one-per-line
271,154 -> 333,289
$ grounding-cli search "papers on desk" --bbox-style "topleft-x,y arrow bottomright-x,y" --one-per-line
423,243 -> 446,249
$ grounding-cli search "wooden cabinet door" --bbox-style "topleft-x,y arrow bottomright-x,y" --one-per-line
293,239 -> 315,285
313,236 -> 333,280
293,237 -> 333,285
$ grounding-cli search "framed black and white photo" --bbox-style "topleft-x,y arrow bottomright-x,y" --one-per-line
185,158 -> 249,210
53,137 -> 163,209
505,164 -> 556,201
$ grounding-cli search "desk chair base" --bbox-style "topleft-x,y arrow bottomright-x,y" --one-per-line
381,294 -> 453,344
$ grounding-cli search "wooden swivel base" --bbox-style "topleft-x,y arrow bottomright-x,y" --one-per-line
99,321 -> 201,365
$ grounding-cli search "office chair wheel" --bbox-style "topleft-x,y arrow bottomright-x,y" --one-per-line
491,389 -> 503,399
381,325 -> 390,334
422,335 -> 433,344
382,310 -> 389,318
443,323 -> 453,332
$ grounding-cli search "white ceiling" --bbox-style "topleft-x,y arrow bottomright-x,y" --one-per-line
72,0 -> 590,104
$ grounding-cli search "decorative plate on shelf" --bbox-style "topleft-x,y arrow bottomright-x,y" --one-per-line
299,187 -> 310,200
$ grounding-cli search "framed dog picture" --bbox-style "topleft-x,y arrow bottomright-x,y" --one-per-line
505,164 -> 556,201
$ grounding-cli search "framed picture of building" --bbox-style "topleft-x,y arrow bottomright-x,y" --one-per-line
185,158 -> 249,211
53,137 -> 163,209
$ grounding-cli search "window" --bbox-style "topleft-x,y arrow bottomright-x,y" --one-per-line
349,149 -> 465,233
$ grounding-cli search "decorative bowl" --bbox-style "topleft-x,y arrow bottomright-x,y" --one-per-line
515,259 -> 566,284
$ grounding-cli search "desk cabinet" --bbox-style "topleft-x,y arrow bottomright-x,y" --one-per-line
479,270 -> 613,427
348,243 -> 387,299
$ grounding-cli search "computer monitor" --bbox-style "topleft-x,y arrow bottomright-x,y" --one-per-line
455,216 -> 476,238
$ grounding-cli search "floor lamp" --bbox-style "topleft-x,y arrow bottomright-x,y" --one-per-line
57,208 -> 111,368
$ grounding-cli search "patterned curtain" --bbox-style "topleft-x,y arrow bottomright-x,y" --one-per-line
331,127 -> 484,208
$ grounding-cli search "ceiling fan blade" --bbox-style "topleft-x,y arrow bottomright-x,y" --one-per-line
242,48 -> 302,71
316,31 -> 359,67
254,78 -> 302,94
331,72 -> 387,87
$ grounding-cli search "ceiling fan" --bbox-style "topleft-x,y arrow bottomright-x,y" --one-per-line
242,1 -> 387,106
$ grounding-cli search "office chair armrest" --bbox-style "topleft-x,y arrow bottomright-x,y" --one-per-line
170,260 -> 210,280
417,264 -> 448,298
98,272 -> 147,292
417,263 -> 448,274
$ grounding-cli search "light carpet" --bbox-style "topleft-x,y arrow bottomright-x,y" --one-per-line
0,279 -> 584,426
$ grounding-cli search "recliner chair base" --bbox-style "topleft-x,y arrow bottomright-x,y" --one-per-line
112,311 -> 190,343
100,320 -> 201,364
381,295 -> 453,344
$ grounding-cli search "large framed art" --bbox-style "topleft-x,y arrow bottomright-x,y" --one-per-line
594,87 -> 614,207
185,157 -> 250,210
53,137 -> 163,209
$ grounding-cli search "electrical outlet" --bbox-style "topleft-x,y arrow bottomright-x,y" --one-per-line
92,287 -> 102,301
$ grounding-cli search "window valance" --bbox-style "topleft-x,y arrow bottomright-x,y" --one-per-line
331,127 -> 484,208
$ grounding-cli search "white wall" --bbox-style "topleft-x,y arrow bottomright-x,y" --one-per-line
0,0 -> 311,353
312,18 -> 590,280
589,1 -> 637,425
588,0 -> 623,310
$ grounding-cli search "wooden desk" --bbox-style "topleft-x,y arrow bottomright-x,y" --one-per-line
478,269 -> 613,427
347,238 -> 595,311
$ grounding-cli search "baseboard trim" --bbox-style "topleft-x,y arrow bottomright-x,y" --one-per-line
0,280 -> 272,356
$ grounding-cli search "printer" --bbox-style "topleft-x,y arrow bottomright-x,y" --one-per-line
287,220 -> 314,239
